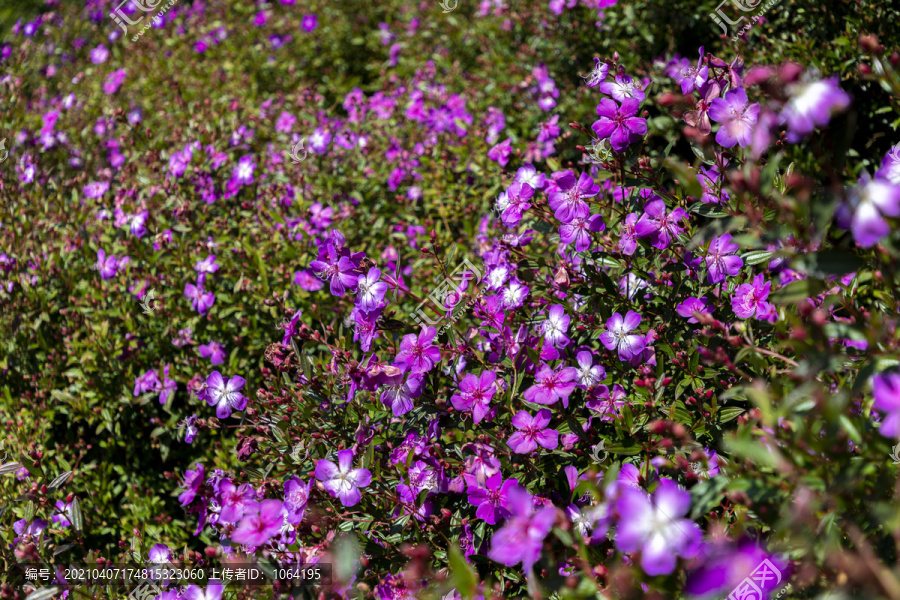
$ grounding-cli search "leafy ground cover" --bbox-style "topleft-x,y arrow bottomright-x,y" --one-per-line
2,0 -> 900,599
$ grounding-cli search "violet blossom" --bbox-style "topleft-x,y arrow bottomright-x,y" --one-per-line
315,449 -> 372,507
451,370 -> 498,424
200,371 -> 247,418
487,484 -> 557,571
523,362 -> 578,407
705,234 -> 743,283
600,311 -> 646,362
591,98 -> 647,153
708,88 -> 759,148
394,326 -> 441,374
507,409 -> 559,454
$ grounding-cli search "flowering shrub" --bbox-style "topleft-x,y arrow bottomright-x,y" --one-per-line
3,0 -> 900,600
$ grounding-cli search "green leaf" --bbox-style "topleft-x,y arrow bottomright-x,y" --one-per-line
448,544 -> 477,598
718,407 -> 745,423
771,278 -> 826,304
26,588 -> 61,600
742,250 -> 775,266
70,497 -> 84,532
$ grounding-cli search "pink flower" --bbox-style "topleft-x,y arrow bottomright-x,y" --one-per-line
507,409 -> 559,454
231,500 -> 284,547
708,88 -> 759,148
394,326 -> 441,374
315,449 -> 372,507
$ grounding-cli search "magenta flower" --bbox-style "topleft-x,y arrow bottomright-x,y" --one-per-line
708,88 -> 759,148
356,267 -> 388,311
586,383 -> 626,421
781,77 -> 850,143
500,181 -> 534,227
202,371 -> 247,418
182,581 -> 223,600
559,213 -> 605,252
185,281 -> 215,315
675,296 -> 710,324
488,137 -> 512,167
874,372 -> 900,438
615,480 -> 702,575
465,471 -> 518,525
541,304 -> 571,348
876,145 -> 900,185
394,326 -> 441,374
315,449 -> 372,507
634,197 -> 688,250
705,234 -> 743,283
732,274 -> 775,320
96,249 -> 118,280
451,370 -> 498,423
600,311 -> 646,362
181,414 -> 198,444
548,171 -> 600,223
231,500 -> 285,547
51,500 -> 73,528
199,341 -> 226,365
488,485 -> 557,571
102,69 -> 127,94
683,81 -> 721,136
283,477 -> 313,524
90,44 -> 108,64
301,14 -> 317,32
591,98 -> 647,153
218,480 -> 256,523
134,369 -> 161,397
84,181 -> 109,198
523,362 -> 578,408
508,410 -> 559,454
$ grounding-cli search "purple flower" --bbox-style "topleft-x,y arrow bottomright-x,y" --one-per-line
574,350 -> 605,389
201,371 -> 247,418
185,282 -> 215,315
309,242 -> 363,296
634,197 -> 688,250
586,383 -> 626,421
582,57 -> 609,88
96,249 -> 118,279
451,370 -> 498,423
876,145 -> 900,185
591,98 -> 647,153
103,69 -> 127,94
134,369 -> 161,397
705,234 -> 743,283
84,181 -> 109,198
487,485 -> 557,570
559,213 -> 605,252
181,415 -> 198,444
874,372 -> 900,438
283,477 -> 313,524
523,363 -> 578,407
356,267 -> 388,311
199,341 -> 226,365
508,409 -> 559,454
232,155 -> 256,186
301,14 -> 317,32
394,326 -> 441,374
541,304 -> 571,347
842,178 -> 900,248
178,463 -> 204,506
548,171 -> 600,223
232,500 -> 284,547
195,254 -> 219,274
465,471 -> 518,525
129,211 -> 148,238
218,480 -> 257,523
379,369 -> 424,417
90,44 -> 109,64
615,480 -> 702,575
500,181 -> 534,227
148,544 -> 170,564
598,74 -> 646,102
781,78 -> 850,143
732,274 -> 775,320
182,581 -> 223,600
618,213 -> 639,255
708,88 -> 759,148
675,296 -> 710,324
51,500 -> 73,528
600,311 -> 646,362
315,449 -> 372,507
488,138 -> 512,167
677,47 -> 708,95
